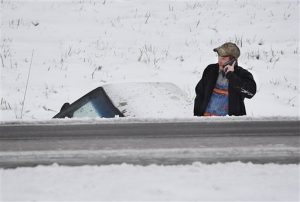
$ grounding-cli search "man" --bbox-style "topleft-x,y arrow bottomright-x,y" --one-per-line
194,42 -> 256,116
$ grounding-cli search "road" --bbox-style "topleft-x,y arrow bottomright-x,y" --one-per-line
0,118 -> 299,168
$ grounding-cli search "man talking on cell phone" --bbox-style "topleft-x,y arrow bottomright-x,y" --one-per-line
194,42 -> 256,116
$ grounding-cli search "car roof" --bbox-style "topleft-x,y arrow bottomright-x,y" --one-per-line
103,82 -> 193,118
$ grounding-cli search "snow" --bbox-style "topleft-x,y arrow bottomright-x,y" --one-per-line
1,162 -> 299,201
103,82 -> 193,117
1,0 -> 299,120
0,0 -> 299,201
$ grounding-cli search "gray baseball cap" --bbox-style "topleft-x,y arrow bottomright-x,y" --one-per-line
213,42 -> 240,59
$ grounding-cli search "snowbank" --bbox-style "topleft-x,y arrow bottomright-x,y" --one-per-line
1,162 -> 299,201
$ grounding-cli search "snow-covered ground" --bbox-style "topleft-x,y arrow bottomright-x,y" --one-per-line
1,162 -> 299,201
0,0 -> 299,201
0,0 -> 299,120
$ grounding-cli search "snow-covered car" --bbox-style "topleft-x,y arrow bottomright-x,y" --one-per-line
53,82 -> 193,118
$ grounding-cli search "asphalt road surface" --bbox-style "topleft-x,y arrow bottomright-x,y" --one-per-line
0,119 -> 299,168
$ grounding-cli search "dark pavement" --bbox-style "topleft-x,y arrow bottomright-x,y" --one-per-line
0,119 -> 299,168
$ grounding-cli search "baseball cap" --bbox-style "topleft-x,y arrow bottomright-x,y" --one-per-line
213,42 -> 240,59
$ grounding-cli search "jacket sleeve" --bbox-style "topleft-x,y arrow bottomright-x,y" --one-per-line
194,69 -> 207,116
194,81 -> 204,116
226,67 -> 256,99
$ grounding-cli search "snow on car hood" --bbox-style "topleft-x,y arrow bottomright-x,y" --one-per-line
103,82 -> 193,118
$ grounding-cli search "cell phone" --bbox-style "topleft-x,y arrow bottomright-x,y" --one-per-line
222,58 -> 236,76
223,58 -> 236,67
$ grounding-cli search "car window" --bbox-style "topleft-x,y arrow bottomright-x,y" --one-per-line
73,100 -> 99,118
53,87 -> 124,119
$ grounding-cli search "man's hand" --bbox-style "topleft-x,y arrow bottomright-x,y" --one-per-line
224,61 -> 236,75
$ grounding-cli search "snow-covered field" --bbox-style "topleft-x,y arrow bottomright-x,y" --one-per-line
0,0 -> 299,120
0,0 -> 299,201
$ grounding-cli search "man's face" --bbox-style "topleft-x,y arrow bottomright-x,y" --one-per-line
218,56 -> 231,68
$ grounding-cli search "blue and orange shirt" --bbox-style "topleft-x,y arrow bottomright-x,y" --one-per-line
204,71 -> 229,116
